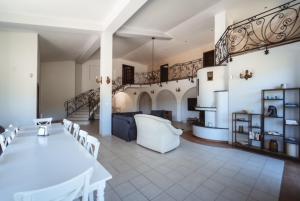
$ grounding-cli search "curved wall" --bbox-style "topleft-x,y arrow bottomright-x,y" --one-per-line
197,66 -> 228,108
121,79 -> 197,121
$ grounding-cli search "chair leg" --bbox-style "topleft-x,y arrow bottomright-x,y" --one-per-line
88,191 -> 94,201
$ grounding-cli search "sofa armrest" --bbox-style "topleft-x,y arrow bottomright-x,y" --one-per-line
167,124 -> 183,136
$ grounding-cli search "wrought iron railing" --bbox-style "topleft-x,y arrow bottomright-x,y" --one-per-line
64,88 -> 99,118
65,58 -> 203,116
215,0 -> 300,65
134,58 -> 202,84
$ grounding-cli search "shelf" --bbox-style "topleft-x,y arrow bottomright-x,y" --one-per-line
263,99 -> 284,101
250,139 -> 262,142
285,139 -> 299,144
233,143 -> 299,160
285,124 -> 300,127
233,131 -> 249,135
233,112 -> 261,115
262,88 -> 300,92
262,89 -> 284,92
264,116 -> 284,119
233,119 -> 249,122
284,88 -> 300,91
249,126 -> 261,129
264,132 -> 283,137
285,104 -> 299,108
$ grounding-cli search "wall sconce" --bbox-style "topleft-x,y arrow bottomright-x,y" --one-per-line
96,76 -> 102,84
150,90 -> 154,94
176,87 -> 181,92
106,76 -> 111,84
264,46 -> 269,55
240,70 -> 253,80
188,76 -> 194,83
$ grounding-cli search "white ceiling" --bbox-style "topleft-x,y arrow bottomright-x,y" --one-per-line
0,0 -> 122,30
115,0 -> 291,65
0,0 -> 292,64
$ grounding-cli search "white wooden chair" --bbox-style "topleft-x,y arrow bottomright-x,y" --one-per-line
14,167 -> 93,201
84,135 -> 100,159
78,130 -> 88,146
63,119 -> 73,133
0,134 -> 6,152
2,130 -> 14,145
72,123 -> 80,140
33,118 -> 53,126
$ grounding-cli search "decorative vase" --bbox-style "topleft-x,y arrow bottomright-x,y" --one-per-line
269,140 -> 278,152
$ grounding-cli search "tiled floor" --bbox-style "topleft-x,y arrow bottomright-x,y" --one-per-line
92,134 -> 284,201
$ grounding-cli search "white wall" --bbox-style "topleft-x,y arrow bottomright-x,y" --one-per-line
113,79 -> 196,121
138,92 -> 152,114
228,43 -> 300,142
113,58 -> 149,79
81,59 -> 100,92
197,66 -> 228,107
112,91 -> 135,112
156,43 -> 213,68
40,61 -> 75,120
75,63 -> 82,95
156,90 -> 177,120
0,31 -> 38,127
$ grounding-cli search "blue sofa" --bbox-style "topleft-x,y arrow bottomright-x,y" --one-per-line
112,112 -> 142,141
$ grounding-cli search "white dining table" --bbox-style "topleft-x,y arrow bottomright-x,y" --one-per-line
0,123 -> 112,201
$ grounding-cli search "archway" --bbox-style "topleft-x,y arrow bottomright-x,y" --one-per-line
181,87 -> 198,123
138,92 -> 152,114
156,89 -> 177,121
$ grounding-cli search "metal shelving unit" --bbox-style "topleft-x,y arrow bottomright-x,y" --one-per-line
232,113 -> 262,148
232,88 -> 300,160
262,88 -> 300,158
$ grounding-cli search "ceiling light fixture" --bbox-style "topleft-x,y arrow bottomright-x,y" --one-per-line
146,37 -> 159,84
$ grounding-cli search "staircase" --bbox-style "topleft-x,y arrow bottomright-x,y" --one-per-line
67,106 -> 91,125
64,78 -> 125,124
64,88 -> 100,125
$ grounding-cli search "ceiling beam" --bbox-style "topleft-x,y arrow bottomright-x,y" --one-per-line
116,26 -> 173,40
76,35 -> 100,64
103,0 -> 148,33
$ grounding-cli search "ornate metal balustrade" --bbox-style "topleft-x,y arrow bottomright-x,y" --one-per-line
215,0 -> 300,65
65,58 -> 202,116
133,58 -> 202,85
64,88 -> 99,118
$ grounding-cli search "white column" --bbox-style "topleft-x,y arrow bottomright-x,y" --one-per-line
99,32 -> 113,136
214,11 -> 226,45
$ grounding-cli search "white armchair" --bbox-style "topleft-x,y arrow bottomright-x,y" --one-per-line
134,114 -> 182,153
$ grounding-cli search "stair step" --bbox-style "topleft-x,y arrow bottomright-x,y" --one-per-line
68,117 -> 89,121
69,120 -> 90,126
69,114 -> 89,118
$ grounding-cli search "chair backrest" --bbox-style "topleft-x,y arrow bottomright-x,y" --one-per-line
8,124 -> 19,135
63,119 -> 73,133
14,167 -> 93,201
84,135 -> 100,159
33,118 -> 53,126
2,130 -> 14,145
0,134 -> 6,152
78,130 -> 88,145
72,123 -> 80,140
